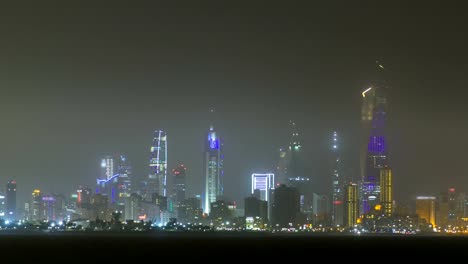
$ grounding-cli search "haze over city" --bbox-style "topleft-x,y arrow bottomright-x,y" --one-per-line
0,3 -> 467,238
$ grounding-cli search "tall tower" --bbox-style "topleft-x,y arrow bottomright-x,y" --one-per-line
116,154 -> 132,205
149,130 -> 168,197
100,155 -> 115,181
344,183 -> 358,228
172,164 -> 186,205
360,63 -> 389,215
275,148 -> 289,186
6,180 -> 17,220
288,120 -> 302,180
379,166 -> 393,217
331,131 -> 344,226
203,125 -> 223,215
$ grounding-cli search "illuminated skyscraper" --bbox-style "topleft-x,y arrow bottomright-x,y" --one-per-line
331,131 -> 344,226
31,189 -> 43,221
416,196 -> 436,227
203,125 -> 223,214
379,166 -> 393,217
6,180 -> 17,220
251,173 -> 275,202
116,154 -> 132,205
100,155 -> 115,181
172,164 -> 186,204
148,130 -> 168,197
344,183 -> 358,228
360,71 -> 389,214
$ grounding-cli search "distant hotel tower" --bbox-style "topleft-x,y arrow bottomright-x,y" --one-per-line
203,125 -> 224,215
360,64 -> 389,214
148,130 -> 168,197
6,180 -> 17,220
331,131 -> 344,226
379,166 -> 393,217
344,183 -> 358,227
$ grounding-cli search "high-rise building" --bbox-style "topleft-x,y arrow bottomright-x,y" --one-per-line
100,155 -> 115,181
416,196 -> 436,227
379,166 -> 393,217
0,194 -> 5,218
272,184 -> 301,229
344,183 -> 358,228
172,164 -> 186,205
42,195 -> 56,221
448,188 -> 457,225
203,125 -> 223,214
276,148 -> 289,186
77,187 -> 92,209
116,154 -> 132,205
31,189 -> 43,221
148,130 -> 168,198
276,121 -> 304,186
6,180 -> 17,220
331,131 -> 344,227
360,82 -> 389,214
251,173 -> 275,202
288,120 -> 303,180
312,193 -> 329,226
177,197 -> 202,224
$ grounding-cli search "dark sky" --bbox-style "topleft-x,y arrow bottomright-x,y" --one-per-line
0,3 -> 467,207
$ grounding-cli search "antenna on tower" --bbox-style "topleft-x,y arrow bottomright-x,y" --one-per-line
376,60 -> 385,70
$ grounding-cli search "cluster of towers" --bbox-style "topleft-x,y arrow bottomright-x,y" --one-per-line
88,124 -> 223,223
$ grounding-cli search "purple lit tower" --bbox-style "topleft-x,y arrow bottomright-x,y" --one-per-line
203,125 -> 224,215
360,67 -> 389,214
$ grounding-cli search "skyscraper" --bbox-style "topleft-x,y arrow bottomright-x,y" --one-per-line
251,173 -> 275,202
360,83 -> 389,214
97,155 -> 116,199
331,131 -> 344,227
379,166 -> 393,217
31,189 -> 43,221
100,155 -> 115,181
275,148 -> 289,186
203,125 -> 223,214
6,180 -> 17,220
416,196 -> 436,227
288,120 -> 303,180
116,154 -> 132,205
172,164 -> 186,204
148,130 -> 168,198
276,121 -> 304,186
344,183 -> 358,228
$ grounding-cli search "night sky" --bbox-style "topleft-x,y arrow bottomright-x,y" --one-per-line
0,3 -> 467,207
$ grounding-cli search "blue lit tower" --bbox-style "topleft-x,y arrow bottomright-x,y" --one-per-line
331,131 -> 344,226
360,62 -> 389,214
203,125 -> 224,215
148,130 -> 168,198
97,155 -> 119,203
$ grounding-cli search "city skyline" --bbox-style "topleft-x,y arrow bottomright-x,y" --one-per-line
0,3 -> 467,210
